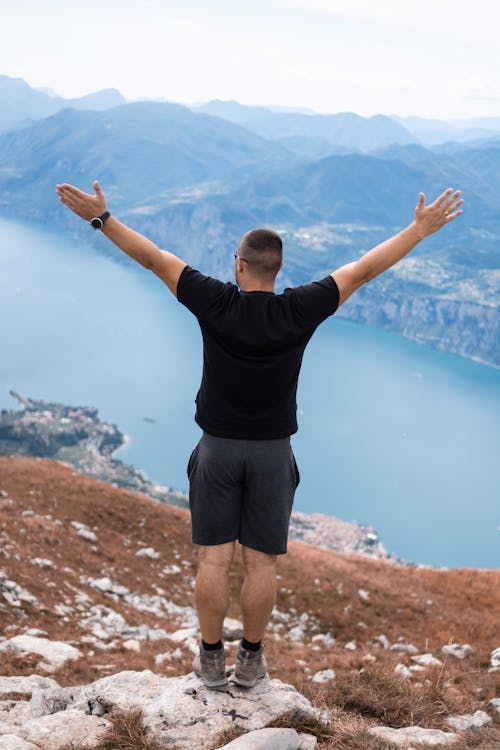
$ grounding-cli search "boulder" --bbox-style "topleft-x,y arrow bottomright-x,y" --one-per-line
0,635 -> 81,671
216,727 -> 317,749
368,725 -> 460,746
445,710 -> 492,730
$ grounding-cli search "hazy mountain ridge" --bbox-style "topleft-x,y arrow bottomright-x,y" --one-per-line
193,100 -> 416,158
0,75 -> 125,134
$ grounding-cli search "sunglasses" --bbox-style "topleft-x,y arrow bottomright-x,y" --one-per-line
234,252 -> 249,264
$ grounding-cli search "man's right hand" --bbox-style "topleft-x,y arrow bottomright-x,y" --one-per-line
56,180 -> 107,221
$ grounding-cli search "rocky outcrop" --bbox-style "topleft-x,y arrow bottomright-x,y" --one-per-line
0,669 -> 321,750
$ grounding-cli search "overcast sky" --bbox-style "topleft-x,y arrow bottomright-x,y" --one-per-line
2,0 -> 499,119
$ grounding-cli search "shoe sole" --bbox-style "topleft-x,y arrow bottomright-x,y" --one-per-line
193,668 -> 229,688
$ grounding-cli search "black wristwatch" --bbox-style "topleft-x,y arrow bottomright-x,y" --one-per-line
90,211 -> 111,230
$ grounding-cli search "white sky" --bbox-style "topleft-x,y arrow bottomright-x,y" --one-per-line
1,0 -> 499,118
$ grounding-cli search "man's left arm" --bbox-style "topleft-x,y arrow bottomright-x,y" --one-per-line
56,181 -> 186,297
332,187 -> 463,308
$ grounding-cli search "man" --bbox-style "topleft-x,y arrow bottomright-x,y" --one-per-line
56,180 -> 463,689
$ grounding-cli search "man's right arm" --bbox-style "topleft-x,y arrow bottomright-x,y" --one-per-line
331,188 -> 463,308
56,180 -> 186,297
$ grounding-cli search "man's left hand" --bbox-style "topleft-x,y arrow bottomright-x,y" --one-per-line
412,187 -> 463,240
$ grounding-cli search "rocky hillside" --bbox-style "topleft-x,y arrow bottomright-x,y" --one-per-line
0,456 -> 499,748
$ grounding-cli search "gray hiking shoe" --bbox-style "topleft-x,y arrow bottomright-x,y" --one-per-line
192,643 -> 228,688
232,642 -> 267,688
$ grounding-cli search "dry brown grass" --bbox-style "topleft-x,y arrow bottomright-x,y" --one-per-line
329,662 -> 469,728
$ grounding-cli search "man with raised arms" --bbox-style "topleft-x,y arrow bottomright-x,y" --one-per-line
56,180 -> 463,689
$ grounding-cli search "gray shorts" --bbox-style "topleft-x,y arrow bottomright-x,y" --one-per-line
187,432 -> 300,555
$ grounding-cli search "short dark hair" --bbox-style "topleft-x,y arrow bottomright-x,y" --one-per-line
238,228 -> 283,280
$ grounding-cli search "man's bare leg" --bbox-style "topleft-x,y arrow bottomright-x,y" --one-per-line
240,546 -> 278,642
194,541 -> 235,643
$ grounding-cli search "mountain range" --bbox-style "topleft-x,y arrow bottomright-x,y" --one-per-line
0,75 -> 499,367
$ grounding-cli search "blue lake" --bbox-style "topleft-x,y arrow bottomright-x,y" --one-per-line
0,215 -> 498,569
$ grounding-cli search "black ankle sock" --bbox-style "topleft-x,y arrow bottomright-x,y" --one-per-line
241,637 -> 261,652
202,639 -> 223,651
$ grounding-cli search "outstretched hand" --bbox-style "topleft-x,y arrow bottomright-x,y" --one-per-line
413,187 -> 463,240
56,180 -> 107,221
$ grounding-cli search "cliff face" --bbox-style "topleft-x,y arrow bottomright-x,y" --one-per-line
340,283 -> 500,368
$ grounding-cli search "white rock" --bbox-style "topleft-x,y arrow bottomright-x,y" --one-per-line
297,735 -> 317,750
410,653 -> 443,667
489,645 -> 500,672
311,633 -> 336,648
441,643 -> 472,659
162,564 -> 182,574
0,636 -> 81,670
21,707 -> 110,750
0,737 -> 40,750
87,576 -> 130,597
358,589 -> 370,601
394,663 -> 413,679
389,642 -> 418,654
369,725 -> 459,746
344,640 -> 357,651
77,528 -> 98,542
375,634 -> 390,649
136,546 -> 160,559
311,669 -> 335,683
489,697 -> 500,715
70,520 -> 87,530
0,700 -> 33,733
0,675 -> 59,698
147,628 -> 169,642
30,558 -> 56,569
216,727 -> 305,749
223,617 -> 244,641
167,626 -> 198,643
30,686 -> 82,718
445,710 -> 492,730
272,609 -> 291,623
288,626 -> 306,642
122,639 -> 141,652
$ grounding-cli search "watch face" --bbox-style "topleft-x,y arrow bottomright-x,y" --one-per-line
91,217 -> 103,229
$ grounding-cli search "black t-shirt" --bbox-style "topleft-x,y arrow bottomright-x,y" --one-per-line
177,265 -> 340,439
